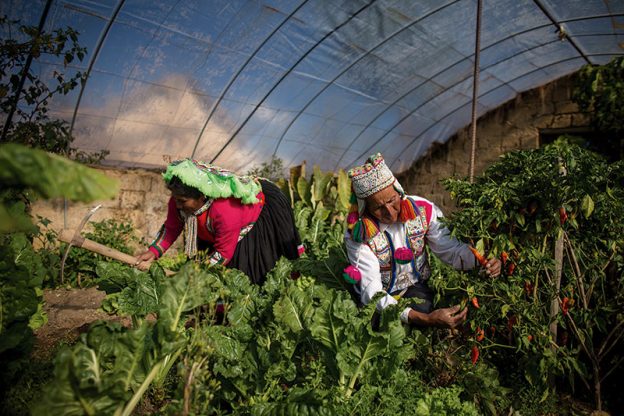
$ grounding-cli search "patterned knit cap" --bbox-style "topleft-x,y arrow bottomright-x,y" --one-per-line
348,153 -> 396,199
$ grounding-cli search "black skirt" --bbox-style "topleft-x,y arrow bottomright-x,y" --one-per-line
227,179 -> 302,284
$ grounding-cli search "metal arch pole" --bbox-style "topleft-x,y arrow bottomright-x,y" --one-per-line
68,0 -> 127,138
387,55 -> 608,171
337,13 -> 622,170
468,0 -> 482,183
1,0 -> 54,141
533,0 -> 591,65
207,0 -> 377,164
271,0 -> 461,162
189,0 -> 312,160
333,21 -> 562,171
349,39 -> 558,167
63,0 -> 125,229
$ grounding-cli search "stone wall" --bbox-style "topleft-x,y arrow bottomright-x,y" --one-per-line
396,74 -> 590,213
31,167 -> 180,254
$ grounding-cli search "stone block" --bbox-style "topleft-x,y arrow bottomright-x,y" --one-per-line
550,114 -> 572,129
119,190 -> 145,210
571,112 -> 591,127
122,174 -> 152,192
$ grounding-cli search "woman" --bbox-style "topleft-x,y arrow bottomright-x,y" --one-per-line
135,158 -> 303,284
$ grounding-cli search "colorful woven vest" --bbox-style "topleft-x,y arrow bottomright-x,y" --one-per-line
365,199 -> 430,294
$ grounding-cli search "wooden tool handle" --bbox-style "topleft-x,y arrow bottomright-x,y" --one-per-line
59,229 -> 176,276
59,229 -> 138,266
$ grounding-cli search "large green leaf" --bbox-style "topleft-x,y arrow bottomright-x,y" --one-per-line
581,194 -> 594,218
336,169 -> 352,212
297,176 -> 312,206
0,143 -> 118,201
0,202 -> 35,233
273,284 -> 314,333
312,165 -> 333,203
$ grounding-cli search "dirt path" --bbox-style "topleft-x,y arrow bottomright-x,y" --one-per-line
33,287 -> 129,359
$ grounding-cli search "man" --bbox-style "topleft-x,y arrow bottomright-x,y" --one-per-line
344,153 -> 501,328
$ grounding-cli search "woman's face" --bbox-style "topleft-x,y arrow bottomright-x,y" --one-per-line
173,194 -> 206,215
365,185 -> 401,224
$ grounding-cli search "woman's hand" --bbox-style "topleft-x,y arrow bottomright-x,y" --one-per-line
135,250 -> 156,271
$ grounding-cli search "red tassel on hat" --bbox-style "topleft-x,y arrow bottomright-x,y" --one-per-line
399,197 -> 416,222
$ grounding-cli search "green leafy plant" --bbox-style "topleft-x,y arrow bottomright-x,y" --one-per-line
0,144 -> 118,411
573,56 -> 624,135
436,138 -> 624,412
246,156 -> 285,182
0,143 -> 118,232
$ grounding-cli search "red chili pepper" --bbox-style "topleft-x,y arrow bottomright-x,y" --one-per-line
471,346 -> 480,365
501,251 -> 509,264
469,246 -> 488,268
476,327 -> 485,342
527,335 -> 533,342
507,263 -> 515,276
524,280 -> 534,296
559,207 -> 568,225
471,297 -> 480,309
507,315 -> 517,332
490,326 -> 496,336
561,297 -> 570,315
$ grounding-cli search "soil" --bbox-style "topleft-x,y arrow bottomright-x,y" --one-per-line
33,287 -> 130,360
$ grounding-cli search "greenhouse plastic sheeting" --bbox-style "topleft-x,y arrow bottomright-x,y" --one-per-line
2,0 -> 623,173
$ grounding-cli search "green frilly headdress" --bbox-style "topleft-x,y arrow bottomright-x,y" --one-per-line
163,159 -> 261,204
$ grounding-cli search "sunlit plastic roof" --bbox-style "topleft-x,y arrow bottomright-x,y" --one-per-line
3,0 -> 624,173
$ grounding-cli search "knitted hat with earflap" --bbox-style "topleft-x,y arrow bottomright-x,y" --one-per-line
346,153 -> 417,243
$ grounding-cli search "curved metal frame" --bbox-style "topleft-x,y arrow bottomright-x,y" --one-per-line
387,53 -> 622,171
69,0 -> 127,137
332,15 -> 619,170
207,0 -> 377,164
190,0 -> 312,159
345,13 -> 624,168
347,38 -> 564,167
270,0 -> 461,159
29,0 -> 622,172
533,0 -> 591,64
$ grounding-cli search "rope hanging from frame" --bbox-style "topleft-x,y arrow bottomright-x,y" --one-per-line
469,0 -> 483,183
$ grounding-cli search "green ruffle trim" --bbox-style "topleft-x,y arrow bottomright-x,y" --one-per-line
163,159 -> 261,204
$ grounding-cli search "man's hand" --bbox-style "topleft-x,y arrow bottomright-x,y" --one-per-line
135,250 -> 156,271
408,305 -> 468,329
484,257 -> 501,277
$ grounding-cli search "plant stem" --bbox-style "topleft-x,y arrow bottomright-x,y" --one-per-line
564,234 -> 588,310
121,361 -> 163,416
598,319 -> 624,359
549,232 -> 564,351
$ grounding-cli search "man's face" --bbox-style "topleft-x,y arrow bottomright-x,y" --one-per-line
365,185 -> 401,224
